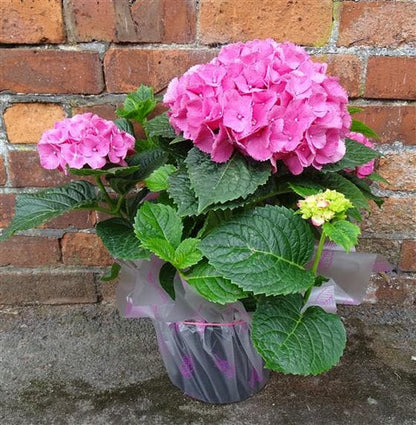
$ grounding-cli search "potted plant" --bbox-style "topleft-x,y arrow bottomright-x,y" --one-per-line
1,39 -> 387,404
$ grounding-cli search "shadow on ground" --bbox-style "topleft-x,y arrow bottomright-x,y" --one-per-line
0,303 -> 415,425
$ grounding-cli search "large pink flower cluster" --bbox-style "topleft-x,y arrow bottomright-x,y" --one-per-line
347,132 -> 375,178
164,39 -> 351,174
38,113 -> 135,172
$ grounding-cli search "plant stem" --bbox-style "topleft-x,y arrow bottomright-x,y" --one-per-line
95,176 -> 115,209
303,229 -> 327,303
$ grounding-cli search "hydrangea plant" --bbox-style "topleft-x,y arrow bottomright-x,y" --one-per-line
1,40 -> 387,376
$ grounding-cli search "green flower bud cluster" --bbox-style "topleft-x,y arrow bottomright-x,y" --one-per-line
297,189 -> 353,226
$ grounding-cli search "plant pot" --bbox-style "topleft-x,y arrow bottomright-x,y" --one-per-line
152,319 -> 269,404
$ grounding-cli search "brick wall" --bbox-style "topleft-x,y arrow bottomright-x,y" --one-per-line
0,0 -> 415,305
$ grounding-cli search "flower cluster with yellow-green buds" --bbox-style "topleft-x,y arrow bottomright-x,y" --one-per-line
297,190 -> 353,226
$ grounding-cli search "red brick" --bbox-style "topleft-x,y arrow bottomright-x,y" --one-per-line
354,106 -> 416,145
357,238 -> 400,269
42,211 -> 95,230
104,48 -> 216,93
0,156 -> 6,186
73,104 -> 118,121
8,151 -> 73,188
399,241 -> 416,272
65,0 -> 116,42
61,233 -> 113,266
338,2 -> 416,48
0,0 -> 65,44
4,103 -> 65,144
368,275 -> 416,306
0,236 -> 61,267
0,50 -> 104,94
200,0 -> 333,46
365,57 -> 416,100
0,194 -> 14,228
130,0 -> 196,43
0,271 -> 97,305
377,153 -> 416,192
316,54 -> 363,98
361,198 -> 416,235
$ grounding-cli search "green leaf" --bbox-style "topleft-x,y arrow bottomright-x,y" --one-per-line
145,164 -> 177,192
168,169 -> 199,217
101,262 -> 121,282
174,238 -> 203,269
197,210 -> 233,238
185,261 -> 247,304
343,173 -> 384,207
319,173 -> 369,210
114,118 -> 135,136
347,106 -> 363,115
1,181 -> 97,240
288,182 -> 323,197
96,218 -> 150,260
351,119 -> 380,140
323,220 -> 360,253
144,112 -> 177,139
127,149 -> 168,180
134,202 -> 183,249
200,205 -> 315,296
186,148 -> 271,213
159,262 -> 176,300
251,294 -> 346,375
368,172 -> 390,185
107,150 -> 167,194
116,85 -> 157,123
69,165 -> 140,177
323,138 -> 380,172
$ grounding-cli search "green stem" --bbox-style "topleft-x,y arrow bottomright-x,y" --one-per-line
303,229 -> 327,303
93,206 -> 117,215
95,176 -> 115,209
113,194 -> 126,215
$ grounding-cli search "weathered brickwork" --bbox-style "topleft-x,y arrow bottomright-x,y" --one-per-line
0,0 -> 415,304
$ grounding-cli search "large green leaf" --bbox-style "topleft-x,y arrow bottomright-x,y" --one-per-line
323,138 -> 379,172
186,261 -> 247,304
134,202 -> 183,249
134,202 -> 202,269
144,112 -> 177,139
200,205 -> 315,296
174,238 -> 203,269
186,148 -> 271,213
251,294 -> 346,375
1,181 -> 97,240
168,169 -> 199,216
323,220 -> 360,253
96,218 -> 150,260
145,164 -> 177,192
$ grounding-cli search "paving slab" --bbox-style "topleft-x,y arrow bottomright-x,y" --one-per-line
0,303 -> 415,425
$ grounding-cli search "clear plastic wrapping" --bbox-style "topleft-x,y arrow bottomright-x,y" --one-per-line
116,246 -> 390,403
116,257 -> 269,403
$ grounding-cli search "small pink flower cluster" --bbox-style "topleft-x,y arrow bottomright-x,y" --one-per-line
38,113 -> 135,172
347,132 -> 375,178
164,39 -> 351,174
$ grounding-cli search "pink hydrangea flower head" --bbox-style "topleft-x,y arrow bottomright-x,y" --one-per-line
346,131 -> 375,178
37,113 -> 135,173
164,39 -> 352,174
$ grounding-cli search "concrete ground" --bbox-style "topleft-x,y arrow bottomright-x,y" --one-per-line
0,302 -> 415,425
